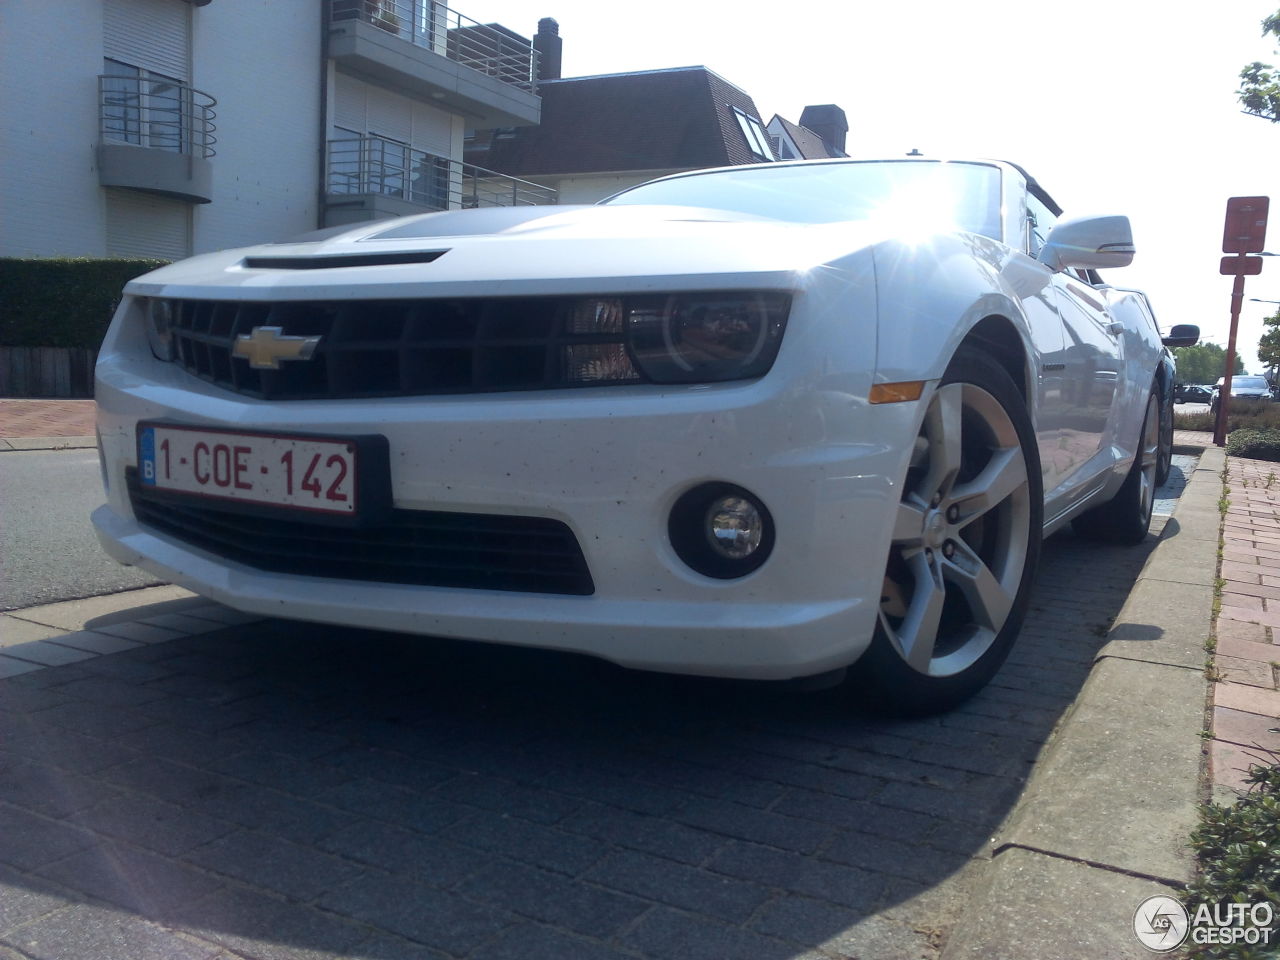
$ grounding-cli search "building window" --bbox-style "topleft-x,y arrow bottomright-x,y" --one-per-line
732,108 -> 774,161
102,59 -> 185,153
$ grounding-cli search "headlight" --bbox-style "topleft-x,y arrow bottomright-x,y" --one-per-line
143,297 -> 176,362
627,292 -> 789,383
564,292 -> 790,385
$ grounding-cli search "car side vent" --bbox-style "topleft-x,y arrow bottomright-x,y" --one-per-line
242,251 -> 448,270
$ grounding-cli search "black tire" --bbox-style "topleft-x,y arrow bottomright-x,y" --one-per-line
1072,391 -> 1158,545
849,346 -> 1043,716
1155,388 -> 1173,486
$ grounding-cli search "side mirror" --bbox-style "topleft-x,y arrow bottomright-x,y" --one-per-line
1162,324 -> 1200,348
1039,215 -> 1135,271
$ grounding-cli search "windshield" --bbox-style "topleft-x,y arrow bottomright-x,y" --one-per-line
603,160 -> 1004,240
1232,377 -> 1269,389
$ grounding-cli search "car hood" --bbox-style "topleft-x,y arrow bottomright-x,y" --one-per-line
123,204 -> 925,298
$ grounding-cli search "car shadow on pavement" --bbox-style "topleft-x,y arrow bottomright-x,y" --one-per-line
0,525 -> 1162,960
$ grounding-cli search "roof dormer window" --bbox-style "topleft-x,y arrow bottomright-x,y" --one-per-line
732,107 -> 774,161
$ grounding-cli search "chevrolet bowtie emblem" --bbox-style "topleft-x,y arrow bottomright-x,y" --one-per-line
232,326 -> 321,370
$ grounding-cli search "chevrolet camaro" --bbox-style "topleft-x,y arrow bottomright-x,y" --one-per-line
92,158 -> 1196,713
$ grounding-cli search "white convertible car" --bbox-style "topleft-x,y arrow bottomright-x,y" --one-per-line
92,158 -> 1197,713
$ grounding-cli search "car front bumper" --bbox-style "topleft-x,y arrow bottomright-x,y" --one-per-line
92,311 -> 918,680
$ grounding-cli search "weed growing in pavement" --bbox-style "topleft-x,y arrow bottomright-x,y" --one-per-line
1185,755 -> 1280,959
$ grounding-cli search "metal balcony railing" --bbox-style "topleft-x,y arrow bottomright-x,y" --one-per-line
327,137 -> 556,210
98,75 -> 217,158
329,0 -> 539,92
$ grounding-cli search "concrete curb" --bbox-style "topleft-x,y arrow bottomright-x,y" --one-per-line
0,436 -> 97,451
942,445 -> 1223,959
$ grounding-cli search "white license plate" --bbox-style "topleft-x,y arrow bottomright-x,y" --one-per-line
138,424 -> 359,515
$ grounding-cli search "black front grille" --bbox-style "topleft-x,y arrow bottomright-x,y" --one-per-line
166,297 -> 635,400
127,472 -> 595,596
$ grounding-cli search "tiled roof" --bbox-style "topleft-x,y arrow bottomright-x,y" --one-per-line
465,66 -> 770,176
768,115 -> 840,160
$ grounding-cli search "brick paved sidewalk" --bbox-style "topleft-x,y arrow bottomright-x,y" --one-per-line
1211,454 -> 1280,798
0,399 -> 96,441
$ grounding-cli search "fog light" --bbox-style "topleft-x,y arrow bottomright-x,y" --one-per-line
669,482 -> 774,579
706,496 -> 763,559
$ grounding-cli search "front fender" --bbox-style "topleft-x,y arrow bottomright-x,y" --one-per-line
870,236 -> 1043,388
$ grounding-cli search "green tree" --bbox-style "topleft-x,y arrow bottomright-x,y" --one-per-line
1173,343 -> 1246,384
1260,308 -> 1280,369
1239,11 -> 1280,121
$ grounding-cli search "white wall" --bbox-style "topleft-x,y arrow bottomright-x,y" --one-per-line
191,0 -> 322,252
0,1 -> 109,256
551,172 -> 680,204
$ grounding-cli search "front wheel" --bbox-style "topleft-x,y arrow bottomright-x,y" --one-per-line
849,347 -> 1043,716
1155,389 -> 1173,486
1071,391 -> 1158,545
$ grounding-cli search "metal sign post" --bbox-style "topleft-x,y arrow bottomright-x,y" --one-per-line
1215,197 -> 1270,446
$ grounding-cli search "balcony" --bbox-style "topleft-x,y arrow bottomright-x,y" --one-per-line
328,0 -> 541,128
96,74 -> 216,203
323,136 -> 556,226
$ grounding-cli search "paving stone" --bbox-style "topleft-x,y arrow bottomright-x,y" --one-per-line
195,783 -> 358,846
137,613 -> 232,635
1210,739 -> 1269,793
0,657 -> 43,678
444,810 -> 603,876
317,872 -> 517,955
0,640 -> 97,667
173,886 -> 373,960
319,820 -> 491,888
184,830 -> 364,901
1217,654 -> 1276,687
0,902 -> 220,960
205,749 -> 355,798
621,906 -> 794,960
771,788 -> 936,842
73,792 -> 237,857
822,831 -> 970,885
0,758 -> 123,818
91,621 -> 186,644
44,631 -> 146,656
316,779 -> 471,835
177,605 -> 265,627
587,848 -> 772,923
99,756 -> 238,805
707,841 -> 884,912
751,897 -> 929,959
458,861 -> 650,938
472,923 -> 638,960
35,699 -> 160,738
36,841 -> 225,916
1212,705 -> 1280,753
1,723 -> 137,774
0,805 -> 95,871
1215,680 -> 1280,716
559,804 -> 726,867
672,795 -> 835,854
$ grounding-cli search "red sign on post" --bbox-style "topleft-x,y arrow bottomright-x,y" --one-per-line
1221,255 -> 1265,276
1223,196 -> 1270,253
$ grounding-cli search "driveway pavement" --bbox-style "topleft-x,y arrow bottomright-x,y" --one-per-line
0,401 -> 1272,958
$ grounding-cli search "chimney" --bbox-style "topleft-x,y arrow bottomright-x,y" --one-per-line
798,104 -> 848,155
534,18 -> 561,82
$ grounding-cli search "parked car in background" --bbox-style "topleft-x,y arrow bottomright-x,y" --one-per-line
1175,384 -> 1213,404
93,157 -> 1174,715
1211,375 -> 1272,413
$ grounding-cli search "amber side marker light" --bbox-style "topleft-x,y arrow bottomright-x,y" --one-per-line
869,381 -> 926,404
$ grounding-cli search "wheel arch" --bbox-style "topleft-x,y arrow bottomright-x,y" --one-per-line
959,315 -> 1031,404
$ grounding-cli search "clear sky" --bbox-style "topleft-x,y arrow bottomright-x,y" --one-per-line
475,0 -> 1280,373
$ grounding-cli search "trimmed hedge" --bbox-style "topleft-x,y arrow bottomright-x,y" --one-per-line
0,258 -> 167,349
1174,405 -> 1280,434
1225,427 -> 1280,462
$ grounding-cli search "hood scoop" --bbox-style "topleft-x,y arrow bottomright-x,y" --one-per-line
242,250 -> 448,270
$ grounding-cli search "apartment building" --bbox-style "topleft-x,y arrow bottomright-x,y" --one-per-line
0,0 -> 551,262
